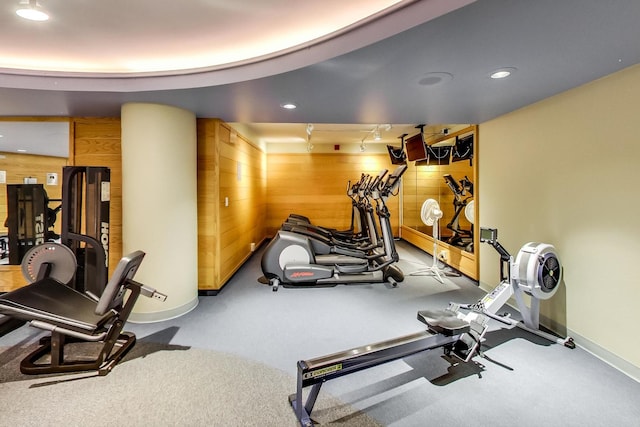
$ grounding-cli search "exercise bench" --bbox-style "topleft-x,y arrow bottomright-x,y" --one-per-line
0,244 -> 166,376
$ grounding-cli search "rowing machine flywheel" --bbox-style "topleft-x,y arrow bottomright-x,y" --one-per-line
514,242 -> 562,300
21,243 -> 77,284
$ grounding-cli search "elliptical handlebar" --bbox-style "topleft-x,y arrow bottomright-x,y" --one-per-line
460,176 -> 474,196
366,171 -> 384,194
380,164 -> 407,197
444,174 -> 474,199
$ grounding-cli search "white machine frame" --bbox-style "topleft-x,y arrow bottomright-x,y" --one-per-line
444,228 -> 574,361
287,227 -> 574,426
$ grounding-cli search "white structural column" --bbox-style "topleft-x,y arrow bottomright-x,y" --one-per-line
121,103 -> 198,322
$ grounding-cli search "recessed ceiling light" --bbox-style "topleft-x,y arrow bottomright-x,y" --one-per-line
281,103 -> 297,110
17,149 -> 27,153
16,1 -> 50,21
490,67 -> 517,79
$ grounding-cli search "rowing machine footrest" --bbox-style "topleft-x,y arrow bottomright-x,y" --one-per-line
334,263 -> 368,274
417,309 -> 470,336
450,319 -> 487,362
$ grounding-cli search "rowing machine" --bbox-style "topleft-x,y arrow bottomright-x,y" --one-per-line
288,227 -> 573,426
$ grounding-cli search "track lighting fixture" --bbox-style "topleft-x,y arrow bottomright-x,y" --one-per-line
373,126 -> 381,141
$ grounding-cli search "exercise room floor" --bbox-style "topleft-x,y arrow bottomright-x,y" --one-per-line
1,240 -> 639,426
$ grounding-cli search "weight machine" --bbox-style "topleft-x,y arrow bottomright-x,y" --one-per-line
1,167 -> 111,335
61,166 -> 111,298
5,184 -> 61,265
0,242 -> 166,375
4,167 -> 110,298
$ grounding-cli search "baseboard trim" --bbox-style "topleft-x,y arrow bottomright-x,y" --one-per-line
567,328 -> 640,383
128,296 -> 199,324
478,280 -> 639,383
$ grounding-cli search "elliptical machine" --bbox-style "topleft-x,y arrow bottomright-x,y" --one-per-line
284,172 -> 372,243
281,170 -> 388,252
261,165 -> 407,291
443,174 -> 474,251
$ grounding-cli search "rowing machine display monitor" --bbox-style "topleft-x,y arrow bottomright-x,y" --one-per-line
479,227 -> 497,243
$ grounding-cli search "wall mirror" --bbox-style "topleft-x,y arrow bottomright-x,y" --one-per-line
401,124 -> 478,278
0,119 -> 70,266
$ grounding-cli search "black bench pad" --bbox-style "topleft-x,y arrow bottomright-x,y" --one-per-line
417,309 -> 470,336
0,278 -> 114,332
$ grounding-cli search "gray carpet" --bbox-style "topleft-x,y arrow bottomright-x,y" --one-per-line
1,241 -> 640,426
0,339 -> 380,426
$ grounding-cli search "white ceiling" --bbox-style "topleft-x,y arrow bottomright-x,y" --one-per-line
1,0 -> 640,155
2,0 -> 435,76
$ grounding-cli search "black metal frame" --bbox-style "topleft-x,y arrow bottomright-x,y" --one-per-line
20,279 -> 142,376
0,251 -> 167,376
6,184 -> 48,265
289,330 -> 462,426
61,166 -> 110,297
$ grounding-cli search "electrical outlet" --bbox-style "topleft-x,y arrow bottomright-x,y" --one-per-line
438,250 -> 449,262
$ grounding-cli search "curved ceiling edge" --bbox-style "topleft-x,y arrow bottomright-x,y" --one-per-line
0,0 -> 475,93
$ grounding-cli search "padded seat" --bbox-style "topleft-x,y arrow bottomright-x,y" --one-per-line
417,309 -> 470,336
0,249 -> 166,376
0,278 -> 114,333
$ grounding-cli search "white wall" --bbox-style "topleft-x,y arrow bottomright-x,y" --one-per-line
121,103 -> 199,322
479,64 -> 640,377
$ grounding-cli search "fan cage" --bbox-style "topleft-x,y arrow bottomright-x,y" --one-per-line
515,242 -> 562,300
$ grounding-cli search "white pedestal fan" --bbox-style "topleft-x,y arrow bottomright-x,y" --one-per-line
412,198 -> 449,283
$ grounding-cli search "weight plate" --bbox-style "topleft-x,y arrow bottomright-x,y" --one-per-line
21,243 -> 77,284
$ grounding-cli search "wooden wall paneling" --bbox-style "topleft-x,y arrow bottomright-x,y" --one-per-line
197,119 -> 267,291
266,153 -> 400,237
0,267 -> 23,293
197,119 -> 219,290
71,118 -> 123,275
218,122 -> 267,285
